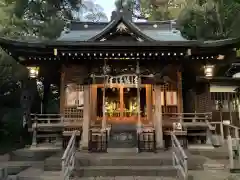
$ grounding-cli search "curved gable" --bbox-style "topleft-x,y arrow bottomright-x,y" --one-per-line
88,13 -> 155,42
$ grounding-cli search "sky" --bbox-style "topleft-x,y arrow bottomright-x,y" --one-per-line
94,0 -> 116,20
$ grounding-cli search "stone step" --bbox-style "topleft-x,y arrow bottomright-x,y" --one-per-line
189,147 -> 229,160
107,148 -> 137,153
73,177 -> 176,180
0,161 -> 43,177
45,152 -> 175,171
10,148 -> 61,161
17,168 -> 61,180
44,152 -> 207,171
73,166 -> 177,177
79,156 -> 173,167
6,175 -> 18,180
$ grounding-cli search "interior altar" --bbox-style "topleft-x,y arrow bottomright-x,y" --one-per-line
93,84 -> 151,124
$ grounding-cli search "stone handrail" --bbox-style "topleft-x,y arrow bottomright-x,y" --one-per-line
209,121 -> 240,169
171,131 -> 188,180
209,121 -> 240,143
62,130 -> 78,180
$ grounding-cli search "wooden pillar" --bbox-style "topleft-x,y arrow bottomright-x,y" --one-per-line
42,75 -> 51,114
60,65 -> 65,114
146,84 -> 152,124
80,85 -> 90,149
154,85 -> 164,148
177,71 -> 183,113
184,89 -> 196,113
120,86 -> 124,118
91,85 -> 97,121
136,61 -> 141,129
102,81 -> 106,129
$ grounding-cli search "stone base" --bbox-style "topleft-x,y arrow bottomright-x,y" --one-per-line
80,145 -> 89,152
80,140 -> 89,151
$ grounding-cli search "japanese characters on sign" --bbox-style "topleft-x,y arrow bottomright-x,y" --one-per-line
106,75 -> 138,85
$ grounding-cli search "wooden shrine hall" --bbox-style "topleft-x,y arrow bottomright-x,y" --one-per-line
0,7 -> 239,150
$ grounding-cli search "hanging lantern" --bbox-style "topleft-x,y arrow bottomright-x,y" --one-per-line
204,65 -> 214,77
27,67 -> 39,78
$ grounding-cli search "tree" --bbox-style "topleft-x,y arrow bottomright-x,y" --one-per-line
115,0 -> 184,21
178,0 -> 240,40
81,0 -> 108,22
12,0 -> 81,39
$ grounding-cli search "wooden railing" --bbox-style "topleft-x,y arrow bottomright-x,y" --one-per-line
163,112 -> 212,123
30,114 -> 83,127
162,112 -> 213,145
62,130 -> 78,180
171,131 -> 188,180
30,114 -> 82,147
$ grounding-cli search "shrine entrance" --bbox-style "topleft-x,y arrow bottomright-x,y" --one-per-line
95,84 -> 151,125
95,84 -> 151,148
88,59 -> 181,149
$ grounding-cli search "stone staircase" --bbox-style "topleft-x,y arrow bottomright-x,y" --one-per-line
0,147 -> 60,180
44,150 -> 177,178
0,147 -> 239,180
42,148 -> 219,179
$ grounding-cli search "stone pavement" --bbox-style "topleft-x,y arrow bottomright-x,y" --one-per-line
188,170 -> 240,180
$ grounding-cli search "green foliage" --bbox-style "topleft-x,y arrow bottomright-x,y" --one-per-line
0,0 -> 108,39
237,49 -> 240,57
0,0 -> 107,145
178,0 -> 240,40
0,50 -> 28,142
115,0 -> 186,20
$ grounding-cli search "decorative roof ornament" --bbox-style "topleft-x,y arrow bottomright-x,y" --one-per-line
117,0 -> 134,21
100,38 -> 106,41
137,37 -> 144,42
116,23 -> 128,33
187,49 -> 191,56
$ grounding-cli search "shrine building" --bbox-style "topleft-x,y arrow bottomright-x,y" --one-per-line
0,8 -> 240,150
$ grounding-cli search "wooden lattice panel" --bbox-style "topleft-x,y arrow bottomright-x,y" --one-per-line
64,107 -> 83,119
210,92 -> 239,126
61,65 -> 85,128
195,85 -> 210,113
